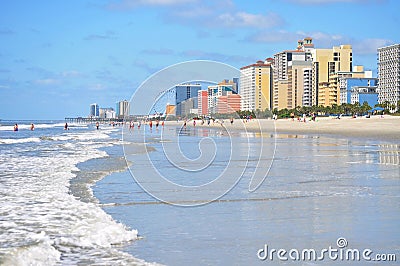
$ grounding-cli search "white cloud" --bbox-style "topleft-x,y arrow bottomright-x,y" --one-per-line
352,38 -> 394,54
141,48 -> 175,55
107,0 -> 197,10
62,70 -> 83,78
84,31 -> 117,41
34,79 -> 60,85
88,83 -> 107,91
246,30 -> 302,43
180,50 -> 257,63
217,12 -> 284,29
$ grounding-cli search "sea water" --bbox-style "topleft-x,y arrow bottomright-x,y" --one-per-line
94,124 -> 400,265
2,121 -> 398,265
0,121 -> 151,265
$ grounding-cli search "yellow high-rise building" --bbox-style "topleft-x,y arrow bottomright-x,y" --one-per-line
311,44 -> 353,106
240,59 -> 273,111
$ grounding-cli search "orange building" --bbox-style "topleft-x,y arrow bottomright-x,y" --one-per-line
165,104 -> 176,116
198,90 -> 208,116
217,93 -> 241,114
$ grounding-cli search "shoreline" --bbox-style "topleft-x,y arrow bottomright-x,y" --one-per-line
164,115 -> 400,141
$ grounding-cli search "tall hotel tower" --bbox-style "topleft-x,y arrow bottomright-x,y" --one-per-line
378,44 -> 400,111
240,59 -> 273,111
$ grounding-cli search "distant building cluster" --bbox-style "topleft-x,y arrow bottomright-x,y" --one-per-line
239,39 -> 399,112
166,79 -> 240,118
89,100 -> 130,119
89,42 -> 399,118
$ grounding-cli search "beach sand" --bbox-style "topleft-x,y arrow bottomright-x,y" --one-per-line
165,115 -> 400,140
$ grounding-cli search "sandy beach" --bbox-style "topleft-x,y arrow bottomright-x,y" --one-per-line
166,115 -> 400,140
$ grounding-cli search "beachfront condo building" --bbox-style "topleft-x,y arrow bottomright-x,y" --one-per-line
378,44 -> 400,111
272,38 -> 314,110
208,81 -> 236,114
99,107 -> 116,119
217,93 -> 241,114
311,44 -> 353,106
90,103 -> 99,117
340,77 -> 378,107
116,100 -> 129,118
198,90 -> 208,116
240,59 -> 273,111
175,83 -> 201,116
303,68 -> 313,107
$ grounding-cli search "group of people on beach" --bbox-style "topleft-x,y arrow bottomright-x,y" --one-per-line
289,112 -> 317,123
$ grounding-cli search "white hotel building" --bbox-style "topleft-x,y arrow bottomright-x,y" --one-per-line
378,44 -> 400,111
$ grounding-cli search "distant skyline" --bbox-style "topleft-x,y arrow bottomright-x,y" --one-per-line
0,0 -> 399,119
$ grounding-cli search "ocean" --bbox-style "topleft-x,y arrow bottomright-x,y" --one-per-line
1,121 -> 399,265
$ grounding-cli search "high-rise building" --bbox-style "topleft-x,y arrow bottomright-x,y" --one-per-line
208,80 -> 237,114
378,44 -> 400,111
340,78 -> 378,107
175,83 -> 201,116
90,103 -> 99,117
198,90 -> 208,116
302,68 -> 313,107
240,59 -> 273,111
273,38 -> 314,110
116,100 -> 129,118
99,108 -> 116,119
217,93 -> 241,114
311,44 -> 353,106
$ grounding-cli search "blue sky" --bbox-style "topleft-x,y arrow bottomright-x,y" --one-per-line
0,0 -> 398,120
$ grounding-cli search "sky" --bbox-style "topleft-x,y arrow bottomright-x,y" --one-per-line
0,0 -> 399,120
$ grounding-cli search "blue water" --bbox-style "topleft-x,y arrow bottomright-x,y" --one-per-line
1,121 -> 398,265
94,125 -> 400,265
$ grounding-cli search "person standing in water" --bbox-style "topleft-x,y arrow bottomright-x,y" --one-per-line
96,121 -> 99,130
64,123 -> 68,130
14,124 -> 18,131
30,123 -> 35,131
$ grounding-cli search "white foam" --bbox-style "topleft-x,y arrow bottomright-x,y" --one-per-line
0,126 -> 141,265
1,232 -> 61,266
0,122 -> 67,131
0,137 -> 41,144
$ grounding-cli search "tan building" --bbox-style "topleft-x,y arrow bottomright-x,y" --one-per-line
273,38 -> 314,110
311,44 -> 353,106
240,59 -> 273,111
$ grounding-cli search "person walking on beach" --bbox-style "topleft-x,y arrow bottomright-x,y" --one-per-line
230,117 -> 234,125
30,123 -> 35,131
193,120 -> 196,127
13,124 -> 18,131
149,120 -> 153,130
96,121 -> 99,130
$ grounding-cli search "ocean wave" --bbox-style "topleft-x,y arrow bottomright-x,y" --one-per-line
0,137 -> 41,144
0,126 -> 142,265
